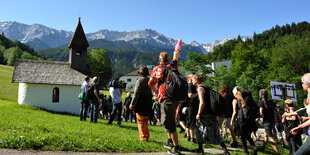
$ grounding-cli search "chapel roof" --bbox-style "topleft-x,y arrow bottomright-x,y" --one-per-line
12,59 -> 87,85
68,17 -> 89,49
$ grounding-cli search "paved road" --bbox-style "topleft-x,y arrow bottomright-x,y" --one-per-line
0,128 -> 265,155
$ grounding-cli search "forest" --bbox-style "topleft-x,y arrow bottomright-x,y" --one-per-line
182,21 -> 310,107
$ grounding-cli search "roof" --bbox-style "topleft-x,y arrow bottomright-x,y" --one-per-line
121,69 -> 153,77
12,59 -> 87,85
68,18 -> 89,49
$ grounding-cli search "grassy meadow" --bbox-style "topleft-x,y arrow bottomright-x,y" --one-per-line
0,64 -> 290,154
0,65 -> 18,102
0,99 -> 198,152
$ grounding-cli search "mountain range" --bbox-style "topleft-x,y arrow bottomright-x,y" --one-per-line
0,21 -> 252,54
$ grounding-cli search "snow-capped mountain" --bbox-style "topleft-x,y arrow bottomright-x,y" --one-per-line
86,29 -> 177,48
0,21 -> 73,49
193,36 -> 253,53
0,21 -> 252,53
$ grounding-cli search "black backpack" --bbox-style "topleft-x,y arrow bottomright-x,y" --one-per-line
161,65 -> 188,102
238,90 -> 259,121
201,85 -> 226,116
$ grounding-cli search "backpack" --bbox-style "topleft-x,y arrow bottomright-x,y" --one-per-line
78,83 -> 89,101
238,90 -> 259,121
200,85 -> 226,116
161,65 -> 188,102
78,89 -> 87,100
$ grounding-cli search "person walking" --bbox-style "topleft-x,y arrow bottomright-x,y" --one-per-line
192,74 -> 230,155
148,51 -> 181,154
220,85 -> 238,147
284,99 -> 309,144
231,86 -> 257,155
108,78 -> 123,125
290,73 -> 310,155
90,77 -> 101,123
129,66 -> 153,141
187,74 -> 198,143
256,89 -> 280,154
79,76 -> 90,121
283,99 -> 301,155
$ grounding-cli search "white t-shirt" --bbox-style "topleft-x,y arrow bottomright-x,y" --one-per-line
81,81 -> 90,93
109,87 -> 122,104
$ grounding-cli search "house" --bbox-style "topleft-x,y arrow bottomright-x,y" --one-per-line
119,65 -> 154,92
11,18 -> 90,115
211,60 -> 232,71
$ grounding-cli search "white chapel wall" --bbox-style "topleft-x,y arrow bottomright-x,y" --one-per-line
18,83 -> 81,115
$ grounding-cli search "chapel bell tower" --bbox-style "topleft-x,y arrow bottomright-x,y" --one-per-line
68,17 -> 89,75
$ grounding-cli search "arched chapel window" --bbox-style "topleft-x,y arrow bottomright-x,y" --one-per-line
52,87 -> 59,102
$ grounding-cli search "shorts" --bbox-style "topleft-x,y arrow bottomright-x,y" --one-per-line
177,104 -> 187,123
264,122 -> 275,137
161,99 -> 178,133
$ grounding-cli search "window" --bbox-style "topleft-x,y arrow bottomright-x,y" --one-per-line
127,78 -> 131,82
76,51 -> 81,56
52,87 -> 59,102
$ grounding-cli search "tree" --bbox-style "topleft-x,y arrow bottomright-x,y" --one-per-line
236,64 -> 265,100
88,49 -> 112,87
230,42 -> 259,79
205,65 -> 236,92
4,47 -> 23,66
182,52 -> 213,76
21,52 -> 36,60
0,45 -> 5,64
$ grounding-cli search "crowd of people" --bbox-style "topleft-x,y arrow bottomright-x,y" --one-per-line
78,49 -> 310,155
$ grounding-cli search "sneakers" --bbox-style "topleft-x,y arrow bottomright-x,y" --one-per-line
187,136 -> 191,141
163,139 -> 173,149
192,148 -> 204,153
224,150 -> 230,155
230,140 -> 238,148
167,147 -> 181,155
190,138 -> 197,143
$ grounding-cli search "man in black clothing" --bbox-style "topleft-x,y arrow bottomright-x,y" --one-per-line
124,92 -> 134,122
90,77 -> 101,123
256,89 -> 280,154
187,74 -> 198,143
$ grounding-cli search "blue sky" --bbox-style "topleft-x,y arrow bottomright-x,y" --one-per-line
0,0 -> 309,44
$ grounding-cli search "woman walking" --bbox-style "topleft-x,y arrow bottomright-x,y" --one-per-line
192,74 -> 230,155
220,85 -> 238,147
230,86 -> 257,155
130,66 -> 153,141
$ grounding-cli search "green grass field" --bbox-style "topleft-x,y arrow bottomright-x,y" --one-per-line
0,99 -> 198,152
0,64 -> 290,154
0,65 -> 18,102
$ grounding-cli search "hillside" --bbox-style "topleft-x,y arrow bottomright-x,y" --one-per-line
0,65 -> 18,102
0,33 -> 46,66
184,21 -> 310,106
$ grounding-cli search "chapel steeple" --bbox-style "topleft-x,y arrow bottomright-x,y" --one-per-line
68,17 -> 89,75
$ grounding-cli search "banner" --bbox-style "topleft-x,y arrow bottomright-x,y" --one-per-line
270,81 -> 297,102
